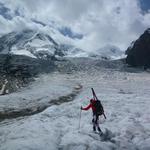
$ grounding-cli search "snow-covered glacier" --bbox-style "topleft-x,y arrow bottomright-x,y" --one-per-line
0,68 -> 150,150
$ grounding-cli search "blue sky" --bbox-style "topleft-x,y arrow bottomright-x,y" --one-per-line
140,0 -> 150,12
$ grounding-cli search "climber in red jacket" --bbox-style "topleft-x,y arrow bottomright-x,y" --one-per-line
81,98 -> 103,133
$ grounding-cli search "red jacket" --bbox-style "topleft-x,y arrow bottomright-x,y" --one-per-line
82,99 -> 96,112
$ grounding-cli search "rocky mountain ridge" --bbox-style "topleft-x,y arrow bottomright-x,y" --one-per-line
126,28 -> 150,68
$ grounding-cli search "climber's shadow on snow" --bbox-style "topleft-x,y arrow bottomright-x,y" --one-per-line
100,128 -> 115,142
80,128 -> 116,143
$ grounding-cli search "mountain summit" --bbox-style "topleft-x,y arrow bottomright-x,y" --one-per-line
0,29 -> 125,60
0,29 -> 64,59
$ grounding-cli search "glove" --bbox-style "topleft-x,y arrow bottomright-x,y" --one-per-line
81,106 -> 83,110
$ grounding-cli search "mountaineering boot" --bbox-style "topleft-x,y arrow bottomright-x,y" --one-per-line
98,127 -> 103,135
93,126 -> 96,132
97,127 -> 101,132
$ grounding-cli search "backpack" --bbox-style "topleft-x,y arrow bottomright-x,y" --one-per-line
93,100 -> 104,115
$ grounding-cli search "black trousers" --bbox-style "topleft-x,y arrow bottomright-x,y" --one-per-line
92,113 -> 101,132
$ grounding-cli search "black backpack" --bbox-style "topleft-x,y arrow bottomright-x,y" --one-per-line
93,100 -> 104,115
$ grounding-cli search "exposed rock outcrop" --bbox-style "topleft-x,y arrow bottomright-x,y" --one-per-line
126,28 -> 150,68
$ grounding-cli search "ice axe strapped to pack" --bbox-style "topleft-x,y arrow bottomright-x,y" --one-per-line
91,88 -> 106,119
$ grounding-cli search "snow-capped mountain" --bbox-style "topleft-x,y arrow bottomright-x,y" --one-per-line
89,45 -> 125,60
0,28 -> 125,60
58,44 -> 125,59
0,29 -> 89,59
59,44 -> 88,57
0,29 -> 64,59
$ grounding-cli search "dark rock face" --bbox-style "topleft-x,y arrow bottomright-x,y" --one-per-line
0,54 -> 55,76
126,28 -> 150,68
0,54 -> 55,94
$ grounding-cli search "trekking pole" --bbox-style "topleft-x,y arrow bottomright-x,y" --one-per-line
78,107 -> 82,132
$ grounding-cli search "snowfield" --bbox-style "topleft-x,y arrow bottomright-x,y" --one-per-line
0,69 -> 150,150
